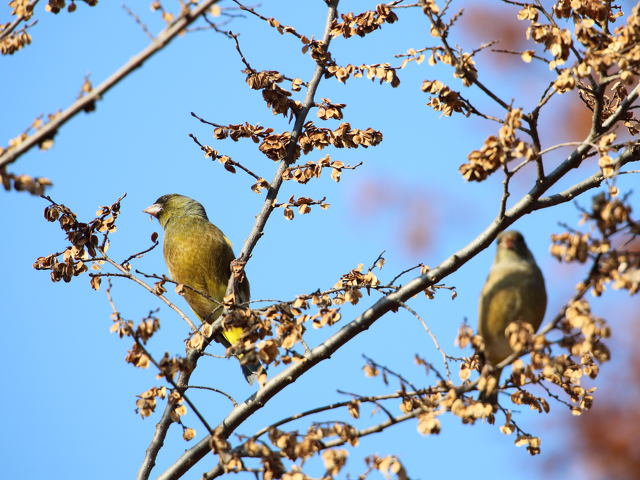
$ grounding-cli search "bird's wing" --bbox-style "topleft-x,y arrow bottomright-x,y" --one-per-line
197,222 -> 250,346
163,218 -> 224,321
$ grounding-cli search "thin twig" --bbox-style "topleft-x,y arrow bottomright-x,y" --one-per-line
187,385 -> 238,407
122,4 -> 154,40
399,302 -> 452,380
250,392 -> 412,440
101,255 -> 198,332
362,354 -> 421,392
189,133 -> 263,181
120,239 -> 159,266
389,264 -> 424,286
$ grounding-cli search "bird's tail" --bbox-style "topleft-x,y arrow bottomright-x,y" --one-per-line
221,326 -> 265,384
241,362 -> 264,385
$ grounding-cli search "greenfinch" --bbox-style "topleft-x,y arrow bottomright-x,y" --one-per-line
478,230 -> 547,402
144,194 -> 261,384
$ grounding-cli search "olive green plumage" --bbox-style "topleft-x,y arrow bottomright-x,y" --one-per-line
478,230 -> 547,403
144,194 -> 260,384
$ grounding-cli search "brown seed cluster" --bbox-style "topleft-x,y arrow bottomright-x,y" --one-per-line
2,0 -> 34,55
259,132 -> 295,161
136,387 -> 186,424
282,155 -> 349,185
110,310 -> 160,345
327,63 -> 401,87
135,386 -> 167,418
517,3 -> 640,96
552,192 -> 640,296
226,120 -> 382,165
580,83 -> 639,135
1,111 -> 61,160
126,343 -> 151,369
421,80 -> 468,117
323,449 -> 348,476
459,108 -> 533,181
510,298 -> 609,413
245,70 -> 301,118
0,169 -> 52,195
213,122 -> 273,143
364,455 -> 407,480
303,39 -> 334,67
211,425 -> 365,479
199,144 -> 241,174
277,195 -> 329,220
527,24 -> 572,69
316,98 -> 345,121
550,232 -> 598,263
453,53 -> 478,87
299,122 -> 383,154
0,29 -> 31,55
9,0 -> 33,17
46,0 -> 97,14
329,3 -> 398,39
336,264 -> 380,297
33,196 -> 123,283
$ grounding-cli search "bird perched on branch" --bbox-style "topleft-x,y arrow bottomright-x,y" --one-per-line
478,230 -> 547,404
144,193 -> 261,384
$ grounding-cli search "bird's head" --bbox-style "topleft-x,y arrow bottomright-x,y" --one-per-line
494,230 -> 535,263
143,194 -> 208,228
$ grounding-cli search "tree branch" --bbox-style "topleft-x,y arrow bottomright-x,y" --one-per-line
101,255 -> 198,332
0,0 -> 222,169
533,142 -> 640,209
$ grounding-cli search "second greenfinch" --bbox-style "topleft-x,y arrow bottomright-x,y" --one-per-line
144,193 -> 261,384
478,230 -> 547,402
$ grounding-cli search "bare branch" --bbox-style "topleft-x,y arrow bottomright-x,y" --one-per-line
189,133 -> 264,181
187,385 -> 238,408
534,143 -> 640,209
101,255 -> 199,332
0,0 -> 223,169
399,302 -> 452,380
122,3 -> 154,40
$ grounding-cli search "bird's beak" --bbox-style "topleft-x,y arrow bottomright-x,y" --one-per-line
143,203 -> 162,218
500,236 -> 515,250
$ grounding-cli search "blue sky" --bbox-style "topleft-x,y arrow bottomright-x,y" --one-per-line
2,1 -> 638,479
